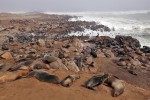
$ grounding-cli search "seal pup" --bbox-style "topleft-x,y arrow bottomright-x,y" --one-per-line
104,75 -> 125,97
26,70 -> 60,84
84,73 -> 110,90
61,75 -> 80,87
111,79 -> 125,97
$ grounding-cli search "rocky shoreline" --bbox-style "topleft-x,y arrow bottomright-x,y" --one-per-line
0,13 -> 150,100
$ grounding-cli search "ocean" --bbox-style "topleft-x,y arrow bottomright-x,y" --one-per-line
10,10 -> 150,47
45,10 -> 150,47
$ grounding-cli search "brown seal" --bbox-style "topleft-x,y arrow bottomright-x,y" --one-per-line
0,69 -> 31,83
104,75 -> 125,97
61,75 -> 80,87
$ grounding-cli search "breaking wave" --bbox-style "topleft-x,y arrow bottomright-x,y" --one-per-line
63,10 -> 150,47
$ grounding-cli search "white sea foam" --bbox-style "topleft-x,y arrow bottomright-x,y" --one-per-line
54,10 -> 150,47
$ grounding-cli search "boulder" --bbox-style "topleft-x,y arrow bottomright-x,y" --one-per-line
104,50 -> 115,58
0,63 -> 5,69
66,60 -> 80,72
38,39 -> 45,46
117,61 -> 126,66
1,52 -> 13,59
50,60 -> 68,70
85,56 -> 93,65
0,50 -> 4,55
135,49 -> 143,55
1,44 -> 9,50
98,53 -> 106,58
129,59 -> 141,67
43,55 -> 57,64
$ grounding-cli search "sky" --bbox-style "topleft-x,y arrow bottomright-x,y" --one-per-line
0,0 -> 150,12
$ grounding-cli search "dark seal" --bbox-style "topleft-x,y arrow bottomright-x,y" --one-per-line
26,70 -> 60,84
84,73 -> 110,90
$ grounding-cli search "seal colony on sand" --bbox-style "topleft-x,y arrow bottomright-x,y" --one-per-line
1,13 -> 149,99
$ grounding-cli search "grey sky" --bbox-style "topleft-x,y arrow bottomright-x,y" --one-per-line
0,0 -> 150,12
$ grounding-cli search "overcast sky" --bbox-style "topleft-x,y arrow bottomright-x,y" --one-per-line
0,0 -> 150,12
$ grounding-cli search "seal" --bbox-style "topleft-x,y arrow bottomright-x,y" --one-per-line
84,73 -> 110,90
104,75 -> 125,97
7,60 -> 33,71
90,49 -> 97,58
26,70 -> 60,84
111,79 -> 125,97
61,75 -> 80,87
0,69 -> 31,84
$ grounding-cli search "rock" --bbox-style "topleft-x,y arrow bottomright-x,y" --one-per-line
43,55 -> 57,64
0,50 -> 4,55
0,63 -> 5,69
89,66 -> 98,73
1,44 -> 9,50
15,55 -> 29,62
104,50 -> 115,58
18,48 -> 25,54
135,49 -> 143,55
143,64 -> 150,68
1,52 -> 13,59
124,46 -> 133,52
37,39 -> 45,46
66,60 -> 80,72
139,57 -> 148,63
148,57 -> 150,61
61,48 -> 70,53
85,56 -> 93,65
97,52 -> 106,58
50,60 -> 68,70
75,56 -> 83,71
117,61 -> 126,66
25,54 -> 37,59
145,53 -> 150,57
72,38 -> 83,49
127,53 -> 138,59
27,49 -> 37,54
129,59 -> 141,67
128,70 -> 138,76
69,46 -> 79,52
53,41 -> 59,45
